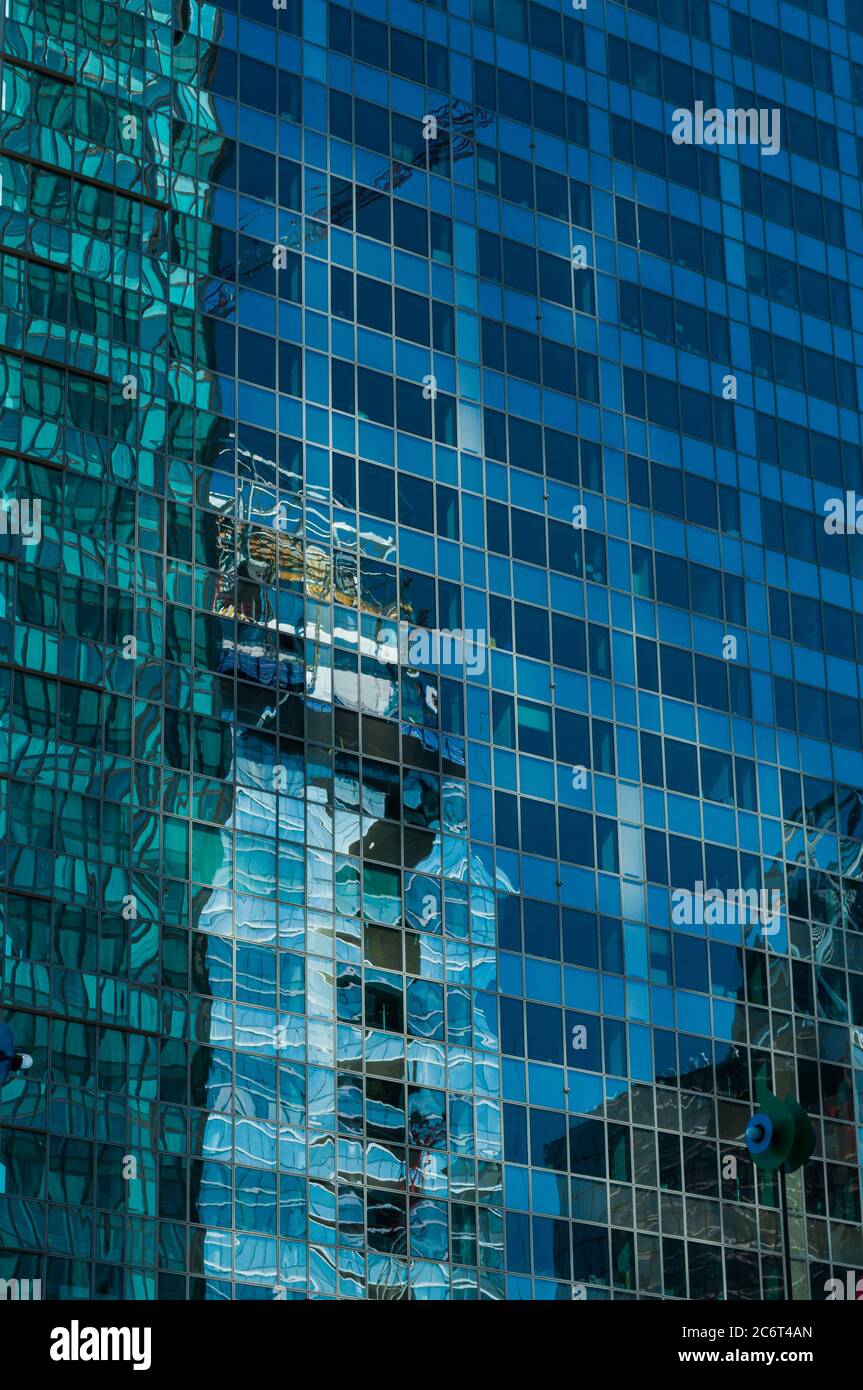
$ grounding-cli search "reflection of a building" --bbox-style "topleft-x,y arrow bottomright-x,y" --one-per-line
184,461 -> 506,1295
537,950 -> 862,1300
538,1004 -> 764,1299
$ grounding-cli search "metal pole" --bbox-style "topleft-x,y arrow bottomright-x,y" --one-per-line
779,1167 -> 793,1300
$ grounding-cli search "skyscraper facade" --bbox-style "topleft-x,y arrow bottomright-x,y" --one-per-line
1,0 -> 862,1302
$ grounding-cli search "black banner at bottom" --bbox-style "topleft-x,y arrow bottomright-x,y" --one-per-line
0,1296 -> 855,1376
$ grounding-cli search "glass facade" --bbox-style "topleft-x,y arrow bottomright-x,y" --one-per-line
0,0 -> 862,1303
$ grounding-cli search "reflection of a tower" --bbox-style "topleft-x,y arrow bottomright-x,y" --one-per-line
183,495 -> 506,1293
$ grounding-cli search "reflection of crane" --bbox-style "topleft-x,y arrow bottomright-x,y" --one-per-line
406,1145 -> 436,1200
196,97 -> 495,306
323,97 -> 494,236
406,1114 -> 447,1203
